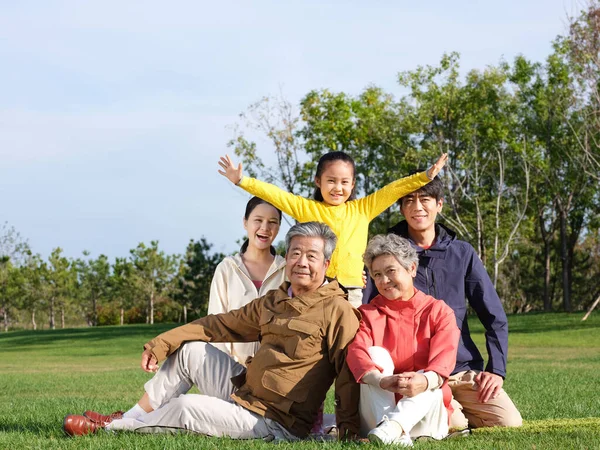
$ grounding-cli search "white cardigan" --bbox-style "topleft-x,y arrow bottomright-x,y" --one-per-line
207,253 -> 286,364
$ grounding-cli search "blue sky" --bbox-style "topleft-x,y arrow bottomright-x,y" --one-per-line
1,0 -> 574,261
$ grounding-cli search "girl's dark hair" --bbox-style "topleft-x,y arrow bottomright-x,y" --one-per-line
241,196 -> 282,255
313,151 -> 357,202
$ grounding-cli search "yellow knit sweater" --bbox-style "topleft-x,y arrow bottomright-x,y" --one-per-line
238,171 -> 430,287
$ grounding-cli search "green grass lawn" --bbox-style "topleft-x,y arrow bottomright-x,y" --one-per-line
1,312 -> 599,449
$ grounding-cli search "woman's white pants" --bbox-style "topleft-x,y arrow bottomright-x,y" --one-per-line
359,346 -> 449,439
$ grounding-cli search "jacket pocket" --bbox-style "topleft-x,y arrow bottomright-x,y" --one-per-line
286,319 -> 322,359
262,369 -> 310,412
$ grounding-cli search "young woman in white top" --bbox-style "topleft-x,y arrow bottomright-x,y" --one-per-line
207,196 -> 286,364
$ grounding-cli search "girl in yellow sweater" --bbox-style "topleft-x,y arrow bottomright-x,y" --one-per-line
218,151 -> 447,307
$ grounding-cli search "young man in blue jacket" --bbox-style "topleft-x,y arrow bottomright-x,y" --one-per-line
386,175 -> 522,429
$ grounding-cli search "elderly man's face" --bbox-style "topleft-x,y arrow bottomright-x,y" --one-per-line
371,254 -> 416,301
285,236 -> 330,296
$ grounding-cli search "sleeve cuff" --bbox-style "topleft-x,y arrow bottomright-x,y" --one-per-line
361,370 -> 385,387
424,371 -> 442,390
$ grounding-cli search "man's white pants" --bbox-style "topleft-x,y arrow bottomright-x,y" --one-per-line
359,346 -> 449,439
107,342 -> 297,440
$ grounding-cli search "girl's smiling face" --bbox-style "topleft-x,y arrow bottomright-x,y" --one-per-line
314,160 -> 355,206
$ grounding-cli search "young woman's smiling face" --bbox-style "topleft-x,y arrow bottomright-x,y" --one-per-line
243,203 -> 281,251
314,160 -> 355,206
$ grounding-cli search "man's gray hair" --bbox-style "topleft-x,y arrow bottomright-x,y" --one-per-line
363,234 -> 418,273
285,222 -> 337,261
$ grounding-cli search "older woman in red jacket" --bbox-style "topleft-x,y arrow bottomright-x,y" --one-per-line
347,234 -> 460,446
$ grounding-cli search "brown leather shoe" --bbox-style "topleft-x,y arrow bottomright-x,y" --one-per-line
83,410 -> 124,426
63,414 -> 99,436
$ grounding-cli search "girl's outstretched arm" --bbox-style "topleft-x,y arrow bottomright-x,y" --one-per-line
427,153 -> 448,179
218,154 -> 244,184
217,154 -> 323,221
358,153 -> 449,221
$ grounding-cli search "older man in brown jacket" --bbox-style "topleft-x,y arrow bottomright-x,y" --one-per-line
63,222 -> 361,441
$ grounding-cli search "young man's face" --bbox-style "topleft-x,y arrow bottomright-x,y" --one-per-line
400,192 -> 443,233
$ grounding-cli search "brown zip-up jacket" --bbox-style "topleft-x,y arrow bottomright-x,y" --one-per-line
144,280 -> 361,439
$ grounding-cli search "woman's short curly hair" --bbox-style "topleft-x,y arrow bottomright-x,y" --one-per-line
363,234 -> 418,274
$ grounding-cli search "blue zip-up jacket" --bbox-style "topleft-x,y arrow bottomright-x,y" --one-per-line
385,221 -> 509,377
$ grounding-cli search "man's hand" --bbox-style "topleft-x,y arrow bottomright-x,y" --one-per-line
218,154 -> 243,185
362,270 -> 368,289
427,153 -> 448,179
379,372 -> 428,397
475,371 -> 503,403
141,349 -> 159,373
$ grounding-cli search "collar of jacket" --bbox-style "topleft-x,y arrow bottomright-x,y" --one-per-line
277,278 -> 346,314
229,252 -> 287,280
388,220 -> 456,256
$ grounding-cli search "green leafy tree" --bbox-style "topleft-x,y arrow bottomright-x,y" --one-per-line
46,248 -> 75,329
566,1 -> 600,178
128,241 -> 178,325
512,44 -> 597,312
110,257 -> 138,325
0,222 -> 30,330
177,238 -> 225,320
18,254 -> 48,330
75,252 -> 111,326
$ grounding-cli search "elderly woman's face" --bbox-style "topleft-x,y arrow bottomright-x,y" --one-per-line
371,254 -> 417,301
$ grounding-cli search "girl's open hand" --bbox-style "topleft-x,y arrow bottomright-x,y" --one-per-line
427,153 -> 448,179
218,154 -> 243,185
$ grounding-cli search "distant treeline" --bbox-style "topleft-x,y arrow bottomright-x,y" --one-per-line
0,232 -> 225,331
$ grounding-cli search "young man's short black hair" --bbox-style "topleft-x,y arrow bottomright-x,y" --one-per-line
397,170 -> 444,207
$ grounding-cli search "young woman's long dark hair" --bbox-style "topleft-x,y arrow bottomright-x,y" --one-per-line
313,151 -> 357,202
240,196 -> 282,255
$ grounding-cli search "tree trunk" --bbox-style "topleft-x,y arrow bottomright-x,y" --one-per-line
120,308 -> 124,326
61,307 -> 65,329
538,210 -> 555,312
149,290 -> 155,325
92,294 -> 97,327
582,294 -> 600,321
49,297 -> 55,330
3,307 -> 8,332
558,207 -> 571,312
31,309 -> 37,330
567,211 -> 584,311
475,199 -> 485,263
183,304 -> 188,323
543,239 -> 552,311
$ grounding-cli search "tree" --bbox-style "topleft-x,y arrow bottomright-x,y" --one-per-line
177,238 -> 225,321
0,222 -> 30,330
567,0 -> 600,179
0,222 -> 29,264
18,254 -> 48,330
75,252 -> 111,327
110,257 -> 137,326
228,93 -> 311,199
46,248 -> 75,329
512,43 -> 598,312
128,241 -> 178,325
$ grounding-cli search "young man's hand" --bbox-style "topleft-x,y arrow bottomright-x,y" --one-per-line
218,154 -> 243,185
475,371 -> 503,403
